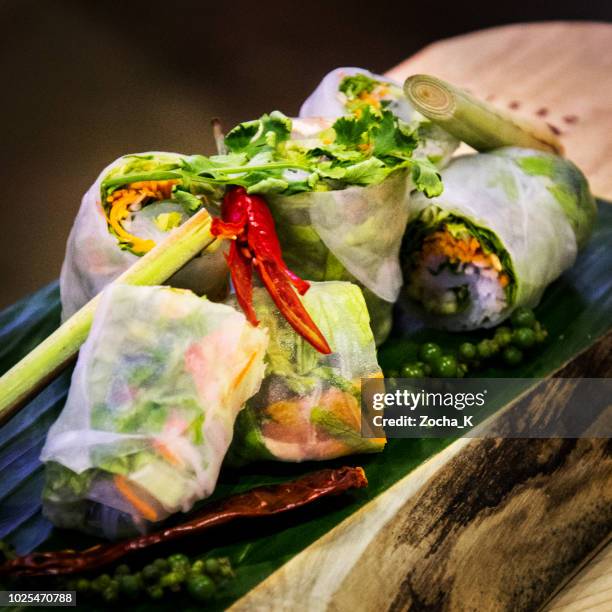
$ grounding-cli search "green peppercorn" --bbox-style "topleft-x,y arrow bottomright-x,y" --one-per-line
114,563 -> 130,577
477,339 -> 494,359
76,578 -> 90,592
503,346 -> 523,365
168,553 -> 190,567
494,326 -> 512,347
118,574 -> 141,598
512,327 -> 536,349
433,354 -> 458,378
160,571 -> 183,589
458,342 -> 476,361
534,323 -> 548,343
218,559 -> 234,578
141,564 -> 159,583
386,369 -> 399,378
153,558 -> 170,573
204,558 -> 220,575
147,585 -> 164,600
92,574 -> 112,592
191,559 -> 205,574
419,342 -> 442,364
102,585 -> 118,603
511,307 -> 536,328
187,574 -> 216,602
400,363 -> 425,378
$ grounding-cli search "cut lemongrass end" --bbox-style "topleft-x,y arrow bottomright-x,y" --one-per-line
404,74 -> 564,155
0,208 -> 219,424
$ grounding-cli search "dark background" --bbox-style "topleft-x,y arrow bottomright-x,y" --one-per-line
1,0 -> 610,308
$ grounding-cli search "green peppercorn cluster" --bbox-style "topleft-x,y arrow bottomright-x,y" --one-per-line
65,553 -> 233,603
385,307 -> 547,378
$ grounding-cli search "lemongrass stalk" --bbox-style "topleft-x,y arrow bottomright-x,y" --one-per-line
212,118 -> 227,155
0,209 -> 218,424
404,74 -> 564,155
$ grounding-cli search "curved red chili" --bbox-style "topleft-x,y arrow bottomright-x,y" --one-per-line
212,187 -> 331,354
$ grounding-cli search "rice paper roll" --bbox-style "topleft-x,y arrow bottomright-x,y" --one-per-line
41,284 -> 268,539
266,167 -> 409,342
400,147 -> 597,330
221,109 -> 442,344
227,281 -> 385,464
299,67 -> 459,167
60,153 -> 229,320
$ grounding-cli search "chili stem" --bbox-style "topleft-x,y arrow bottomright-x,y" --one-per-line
404,74 -> 564,155
0,209 -> 218,425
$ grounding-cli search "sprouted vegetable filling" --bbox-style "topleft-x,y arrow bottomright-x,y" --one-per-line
339,74 -> 403,118
405,216 -> 515,325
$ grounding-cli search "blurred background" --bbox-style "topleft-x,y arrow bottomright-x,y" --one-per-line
1,0 -> 611,308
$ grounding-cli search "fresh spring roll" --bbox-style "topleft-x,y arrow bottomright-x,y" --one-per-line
41,284 -> 268,539
400,147 -> 597,330
60,153 -> 229,319
299,67 -> 459,167
226,281 -> 385,464
223,111 -> 443,343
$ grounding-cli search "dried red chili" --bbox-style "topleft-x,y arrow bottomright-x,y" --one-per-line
1,466 -> 367,577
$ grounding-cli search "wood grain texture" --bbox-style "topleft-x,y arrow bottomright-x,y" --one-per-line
232,23 -> 612,611
387,22 -> 612,200
545,541 -> 612,611
233,332 -> 612,611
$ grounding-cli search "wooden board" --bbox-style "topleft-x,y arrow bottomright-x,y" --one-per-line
232,22 -> 612,611
233,333 -> 612,611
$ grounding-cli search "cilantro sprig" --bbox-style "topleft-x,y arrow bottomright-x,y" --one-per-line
222,108 -> 443,197
101,108 -> 442,203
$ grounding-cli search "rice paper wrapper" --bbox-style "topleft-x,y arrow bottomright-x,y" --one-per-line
403,147 -> 596,328
299,67 -> 459,167
41,284 -> 268,539
267,170 -> 409,343
226,281 -> 385,464
60,153 -> 228,320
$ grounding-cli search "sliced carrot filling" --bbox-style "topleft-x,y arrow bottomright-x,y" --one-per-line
113,474 -> 159,522
104,179 -> 180,255
421,229 -> 509,287
351,85 -> 390,117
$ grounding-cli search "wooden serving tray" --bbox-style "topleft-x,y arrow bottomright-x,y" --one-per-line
233,22 -> 612,611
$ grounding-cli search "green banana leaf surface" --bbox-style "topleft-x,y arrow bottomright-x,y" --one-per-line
1,201 -> 611,610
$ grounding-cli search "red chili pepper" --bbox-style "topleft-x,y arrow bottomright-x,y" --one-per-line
211,187 -> 332,354
1,466 -> 367,577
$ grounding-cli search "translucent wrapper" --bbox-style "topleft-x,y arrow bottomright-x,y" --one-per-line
60,153 -> 228,320
267,169 -> 410,343
227,281 -> 385,464
401,147 -> 597,329
41,284 -> 268,539
299,67 -> 459,167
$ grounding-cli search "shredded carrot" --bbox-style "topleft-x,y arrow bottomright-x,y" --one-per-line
152,440 -> 184,467
104,179 -> 180,254
113,475 -> 159,522
231,351 -> 259,390
358,91 -> 382,110
422,228 -> 507,280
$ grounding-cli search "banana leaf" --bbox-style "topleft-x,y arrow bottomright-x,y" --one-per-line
1,201 -> 611,610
